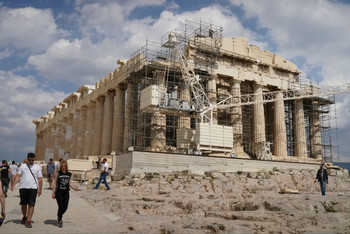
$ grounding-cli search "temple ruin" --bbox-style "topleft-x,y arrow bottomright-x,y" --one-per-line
33,21 -> 340,166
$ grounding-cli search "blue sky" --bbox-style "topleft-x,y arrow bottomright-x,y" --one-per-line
1,0 -> 350,163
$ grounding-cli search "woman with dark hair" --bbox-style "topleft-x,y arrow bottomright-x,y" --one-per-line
52,160 -> 80,228
0,160 -> 13,198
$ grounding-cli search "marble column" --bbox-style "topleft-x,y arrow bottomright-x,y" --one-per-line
57,119 -> 66,160
150,111 -> 166,151
230,80 -> 244,154
65,114 -> 73,158
273,92 -> 287,157
111,86 -> 125,154
71,109 -> 81,158
101,90 -> 115,155
123,83 -> 133,151
252,84 -> 266,143
207,74 -> 217,124
52,124 -> 59,161
294,99 -> 307,158
76,106 -> 87,159
84,101 -> 96,157
177,83 -> 192,149
44,127 -> 54,162
92,96 -> 104,156
310,100 -> 323,160
35,132 -> 44,161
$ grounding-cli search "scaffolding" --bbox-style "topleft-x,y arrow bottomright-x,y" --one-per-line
113,21 -> 340,161
117,21 -> 336,161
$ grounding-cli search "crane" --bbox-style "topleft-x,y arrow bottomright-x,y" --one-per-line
162,31 -> 350,159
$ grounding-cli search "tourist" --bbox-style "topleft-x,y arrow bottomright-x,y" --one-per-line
10,153 -> 43,228
0,160 -> 13,198
315,163 -> 328,196
0,181 -> 5,226
46,158 -> 55,189
54,158 -> 63,178
93,158 -> 110,190
9,161 -> 18,186
52,160 -> 80,228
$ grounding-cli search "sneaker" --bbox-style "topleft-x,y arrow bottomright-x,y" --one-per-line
58,221 -> 63,228
25,220 -> 32,228
21,217 -> 27,225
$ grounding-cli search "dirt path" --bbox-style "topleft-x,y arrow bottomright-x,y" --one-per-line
1,181 -> 119,233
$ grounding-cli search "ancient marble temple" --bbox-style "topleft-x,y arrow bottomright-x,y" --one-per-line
33,22 -> 329,163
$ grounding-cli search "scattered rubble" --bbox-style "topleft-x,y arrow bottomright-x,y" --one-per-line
79,168 -> 350,233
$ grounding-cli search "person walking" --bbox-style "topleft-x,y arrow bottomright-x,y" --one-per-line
0,181 -> 5,226
0,160 -> 13,198
46,158 -> 55,189
54,158 -> 63,178
93,158 -> 110,190
9,161 -> 18,186
315,163 -> 328,196
10,153 -> 43,228
52,160 -> 80,228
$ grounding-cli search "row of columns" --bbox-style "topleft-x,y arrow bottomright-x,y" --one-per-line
35,78 -> 322,161
35,86 -> 126,162
230,81 -> 320,158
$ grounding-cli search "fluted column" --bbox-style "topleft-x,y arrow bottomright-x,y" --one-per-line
52,124 -> 59,161
70,110 -> 81,158
64,114 -> 73,159
252,84 -> 266,143
294,99 -> 307,158
231,80 -> 244,154
92,96 -> 104,155
273,92 -> 287,156
310,100 -> 322,160
84,101 -> 96,156
44,127 -> 54,162
111,86 -> 125,154
76,106 -> 87,159
150,111 -> 166,151
207,74 -> 217,124
35,132 -> 43,161
57,119 -> 66,160
177,84 -> 192,149
101,90 -> 115,155
123,83 -> 133,151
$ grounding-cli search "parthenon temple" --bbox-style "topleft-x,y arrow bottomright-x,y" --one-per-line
33,21 -> 338,164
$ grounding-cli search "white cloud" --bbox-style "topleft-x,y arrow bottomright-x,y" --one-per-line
28,38 -> 118,85
0,70 -> 66,154
229,0 -> 350,83
0,6 -> 62,52
28,3 -> 258,85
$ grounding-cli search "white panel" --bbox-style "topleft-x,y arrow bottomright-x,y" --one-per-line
195,123 -> 233,149
140,85 -> 159,110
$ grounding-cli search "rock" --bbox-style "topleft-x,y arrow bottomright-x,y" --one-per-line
280,188 -> 299,194
80,168 -> 350,233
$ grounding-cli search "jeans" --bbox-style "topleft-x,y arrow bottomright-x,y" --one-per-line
55,190 -> 70,221
319,181 -> 327,196
94,172 -> 110,190
1,178 -> 10,194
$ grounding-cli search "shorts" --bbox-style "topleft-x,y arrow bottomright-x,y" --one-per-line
47,174 -> 54,182
19,189 -> 38,206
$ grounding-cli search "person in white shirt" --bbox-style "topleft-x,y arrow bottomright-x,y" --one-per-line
93,158 -> 110,190
9,161 -> 18,186
10,153 -> 43,228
